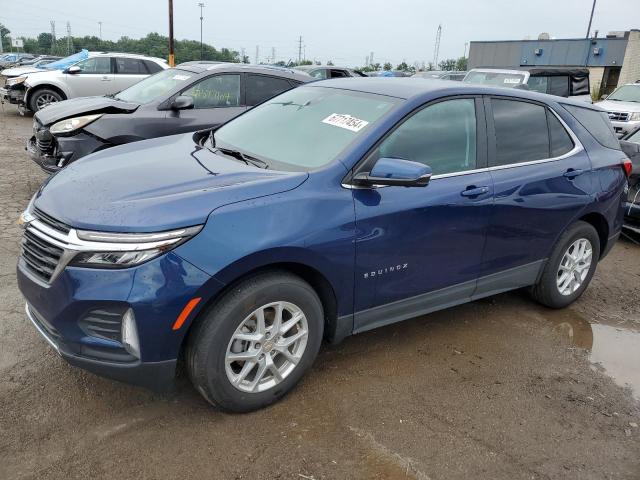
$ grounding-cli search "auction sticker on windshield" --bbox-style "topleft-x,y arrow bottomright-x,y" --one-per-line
322,113 -> 369,132
504,78 -> 522,84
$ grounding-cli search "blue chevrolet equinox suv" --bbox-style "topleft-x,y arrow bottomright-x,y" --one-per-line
17,78 -> 631,412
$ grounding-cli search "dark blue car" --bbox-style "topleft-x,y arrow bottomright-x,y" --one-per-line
17,78 -> 631,412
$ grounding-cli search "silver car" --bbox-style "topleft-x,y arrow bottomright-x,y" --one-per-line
596,83 -> 640,138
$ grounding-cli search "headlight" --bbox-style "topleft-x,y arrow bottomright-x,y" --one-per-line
50,114 -> 103,135
629,112 -> 640,122
67,225 -> 202,269
6,75 -> 26,87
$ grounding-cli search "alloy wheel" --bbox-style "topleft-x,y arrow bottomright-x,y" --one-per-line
36,94 -> 58,110
556,238 -> 593,296
225,301 -> 309,393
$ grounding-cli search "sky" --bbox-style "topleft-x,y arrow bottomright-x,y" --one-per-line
1,0 -> 639,67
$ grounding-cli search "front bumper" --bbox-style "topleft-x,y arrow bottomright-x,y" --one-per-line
0,85 -> 25,105
611,119 -> 640,138
26,130 -> 108,174
17,250 -> 220,391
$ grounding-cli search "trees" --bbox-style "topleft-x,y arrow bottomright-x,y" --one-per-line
0,23 -> 11,52
383,62 -> 392,71
438,58 -> 457,71
455,56 -> 468,71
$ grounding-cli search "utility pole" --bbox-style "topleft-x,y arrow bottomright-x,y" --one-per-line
433,24 -> 442,68
98,21 -> 102,40
463,41 -> 468,59
240,47 -> 246,63
255,45 -> 259,64
50,21 -> 56,55
298,35 -> 302,63
66,21 -> 72,55
168,0 -> 175,66
370,51 -> 374,67
198,3 -> 205,60
586,0 -> 597,38
271,47 -> 276,64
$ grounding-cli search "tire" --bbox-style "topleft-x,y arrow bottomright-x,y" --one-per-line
186,271 -> 324,412
531,221 -> 600,309
28,88 -> 63,112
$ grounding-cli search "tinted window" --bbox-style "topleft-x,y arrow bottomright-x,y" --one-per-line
549,76 -> 570,97
144,60 -> 163,74
330,69 -> 350,78
116,58 -> 148,74
246,75 -> 292,106
547,110 -> 574,157
182,74 -> 240,108
376,99 -> 477,175
308,69 -> 327,80
563,104 -> 620,150
492,99 -> 549,165
527,76 -> 548,94
74,57 -> 111,74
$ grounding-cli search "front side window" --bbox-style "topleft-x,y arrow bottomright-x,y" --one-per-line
214,86 -> 398,171
374,98 -> 477,176
182,74 -> 240,108
246,75 -> 292,106
492,99 -> 549,166
115,68 -> 194,104
116,58 -> 148,74
308,69 -> 327,80
73,57 -> 111,74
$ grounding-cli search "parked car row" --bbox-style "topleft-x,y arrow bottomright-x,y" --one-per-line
15,65 -> 632,412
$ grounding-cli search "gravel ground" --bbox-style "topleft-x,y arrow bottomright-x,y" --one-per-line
1,104 -> 639,480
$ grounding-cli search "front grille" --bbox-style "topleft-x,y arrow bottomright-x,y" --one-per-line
21,229 -> 64,283
33,207 -> 70,234
608,111 -> 630,122
79,309 -> 123,342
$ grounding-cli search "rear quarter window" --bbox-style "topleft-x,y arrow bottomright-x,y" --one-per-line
562,104 -> 620,150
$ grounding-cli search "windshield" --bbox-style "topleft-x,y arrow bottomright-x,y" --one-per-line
464,71 -> 527,87
607,85 -> 640,103
115,68 -> 195,104
213,86 -> 399,171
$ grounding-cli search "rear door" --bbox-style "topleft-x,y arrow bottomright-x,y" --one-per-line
164,73 -> 246,133
478,97 -> 593,295
63,57 -> 114,97
113,57 -> 151,93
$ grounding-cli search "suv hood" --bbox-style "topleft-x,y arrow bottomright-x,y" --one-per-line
35,96 -> 139,126
33,133 -> 308,232
1,66 -> 42,77
596,99 -> 640,113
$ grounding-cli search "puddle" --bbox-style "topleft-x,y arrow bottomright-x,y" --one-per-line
542,308 -> 640,400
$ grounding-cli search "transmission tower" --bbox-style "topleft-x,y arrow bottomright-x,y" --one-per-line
298,36 -> 303,63
50,21 -> 57,55
433,24 -> 442,68
66,21 -> 73,55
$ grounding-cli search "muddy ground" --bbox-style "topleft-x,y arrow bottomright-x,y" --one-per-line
0,103 -> 639,480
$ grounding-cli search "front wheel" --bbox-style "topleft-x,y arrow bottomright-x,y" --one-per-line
531,221 -> 600,308
28,88 -> 63,112
186,272 -> 324,412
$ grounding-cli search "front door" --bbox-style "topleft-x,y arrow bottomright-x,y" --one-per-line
64,57 -> 114,97
164,73 -> 246,134
352,97 -> 493,332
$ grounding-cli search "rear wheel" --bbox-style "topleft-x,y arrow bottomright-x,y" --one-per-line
186,272 -> 323,412
29,88 -> 63,112
531,221 -> 600,308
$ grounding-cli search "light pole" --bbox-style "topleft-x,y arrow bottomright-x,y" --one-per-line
98,21 -> 102,40
586,0 -> 597,38
198,2 -> 205,60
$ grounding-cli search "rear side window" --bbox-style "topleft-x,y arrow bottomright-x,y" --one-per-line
547,110 -> 574,157
563,104 -> 620,150
246,75 -> 292,106
182,74 -> 240,108
549,76 -> 570,97
492,99 -> 549,166
116,58 -> 148,74
144,61 -> 163,74
376,98 -> 477,175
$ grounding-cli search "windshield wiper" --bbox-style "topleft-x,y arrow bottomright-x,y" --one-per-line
205,132 -> 269,169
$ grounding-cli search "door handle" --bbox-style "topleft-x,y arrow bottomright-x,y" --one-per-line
563,168 -> 585,179
101,76 -> 111,81
461,186 -> 489,197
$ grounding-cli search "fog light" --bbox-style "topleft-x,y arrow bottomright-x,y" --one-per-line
121,309 -> 141,359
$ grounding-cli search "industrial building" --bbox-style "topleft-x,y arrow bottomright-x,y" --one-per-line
468,30 -> 640,96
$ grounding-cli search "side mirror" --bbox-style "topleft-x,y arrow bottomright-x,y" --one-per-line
353,157 -> 432,187
67,65 -> 81,74
171,95 -> 195,110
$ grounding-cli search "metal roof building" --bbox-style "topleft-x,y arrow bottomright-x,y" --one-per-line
468,30 -> 640,96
